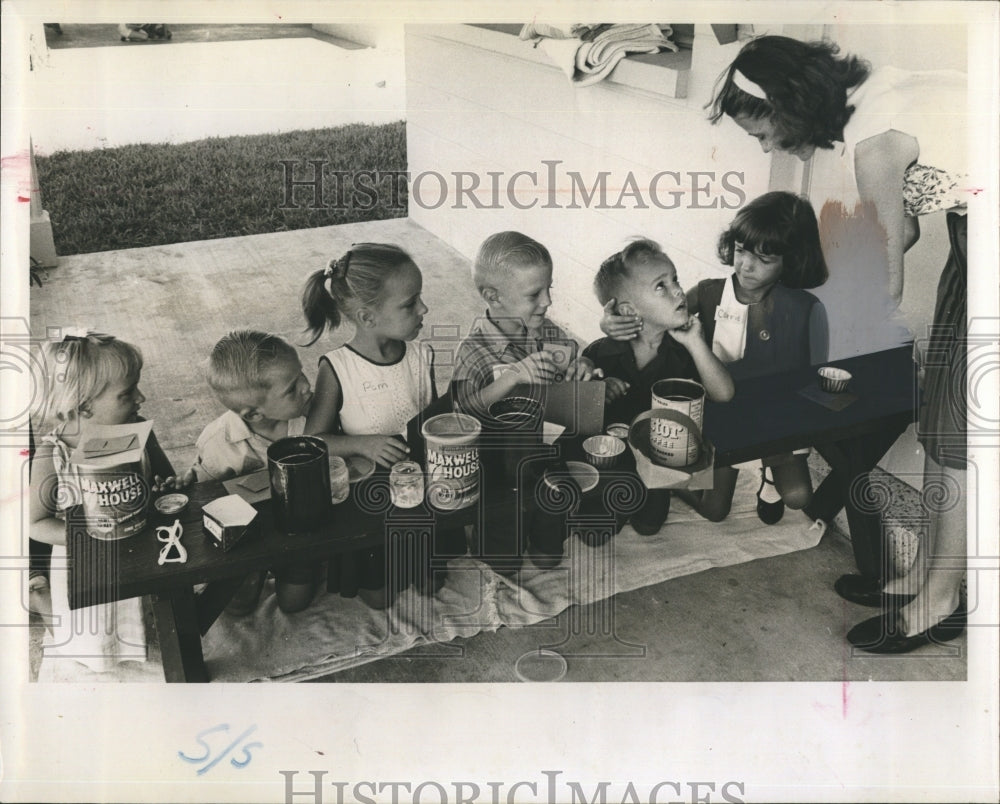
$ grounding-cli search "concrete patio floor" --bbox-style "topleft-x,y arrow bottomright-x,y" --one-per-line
28,218 -> 967,683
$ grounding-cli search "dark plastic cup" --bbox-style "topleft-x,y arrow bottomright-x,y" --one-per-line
267,436 -> 331,534
485,395 -> 545,490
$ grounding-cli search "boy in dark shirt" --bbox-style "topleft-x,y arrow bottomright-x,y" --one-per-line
583,239 -> 734,533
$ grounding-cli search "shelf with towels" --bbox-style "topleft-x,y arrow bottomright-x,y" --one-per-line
420,23 -> 691,100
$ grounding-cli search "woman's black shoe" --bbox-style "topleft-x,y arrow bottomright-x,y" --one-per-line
847,604 -> 966,653
756,469 -> 784,525
834,574 -> 916,608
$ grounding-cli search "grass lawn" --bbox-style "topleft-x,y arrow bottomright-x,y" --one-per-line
35,122 -> 407,255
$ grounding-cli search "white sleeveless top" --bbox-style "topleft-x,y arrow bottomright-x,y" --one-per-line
322,342 -> 434,436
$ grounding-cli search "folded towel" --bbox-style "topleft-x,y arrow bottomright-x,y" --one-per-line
519,22 -> 598,41
526,23 -> 677,87
540,38 -> 582,82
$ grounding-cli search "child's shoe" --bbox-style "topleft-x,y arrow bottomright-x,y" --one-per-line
630,488 -> 670,535
756,468 -> 785,525
225,570 -> 266,616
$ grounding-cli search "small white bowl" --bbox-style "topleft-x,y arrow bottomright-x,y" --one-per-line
818,366 -> 852,394
565,460 -> 600,493
582,435 -> 626,469
154,493 -> 188,515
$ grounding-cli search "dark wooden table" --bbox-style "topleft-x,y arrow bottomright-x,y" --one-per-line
705,345 -> 916,580
67,346 -> 915,682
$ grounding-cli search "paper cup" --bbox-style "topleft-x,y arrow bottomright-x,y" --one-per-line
582,435 -> 626,469
818,366 -> 852,394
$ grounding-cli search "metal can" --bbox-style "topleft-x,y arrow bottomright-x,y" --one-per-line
421,413 -> 481,510
390,460 -> 424,508
649,378 -> 704,467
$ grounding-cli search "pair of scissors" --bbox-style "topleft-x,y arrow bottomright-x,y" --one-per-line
156,518 -> 188,565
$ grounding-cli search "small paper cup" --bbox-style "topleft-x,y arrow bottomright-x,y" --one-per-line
582,435 -> 626,469
154,493 -> 189,515
605,422 -> 630,440
818,367 -> 852,394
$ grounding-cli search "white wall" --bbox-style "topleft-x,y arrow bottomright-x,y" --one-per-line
405,24 -> 776,344
27,36 -> 406,154
311,23 -> 404,52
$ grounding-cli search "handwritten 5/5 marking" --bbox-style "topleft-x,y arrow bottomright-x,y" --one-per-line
178,724 -> 262,775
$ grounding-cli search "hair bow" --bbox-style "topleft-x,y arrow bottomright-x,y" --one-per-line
60,326 -> 93,342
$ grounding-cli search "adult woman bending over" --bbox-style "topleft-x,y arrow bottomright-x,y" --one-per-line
709,35 -> 969,653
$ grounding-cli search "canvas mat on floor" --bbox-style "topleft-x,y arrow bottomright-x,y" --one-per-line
37,463 -> 826,683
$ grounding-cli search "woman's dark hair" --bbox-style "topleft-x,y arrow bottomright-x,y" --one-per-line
301,243 -> 415,345
717,191 -> 828,289
707,35 -> 871,150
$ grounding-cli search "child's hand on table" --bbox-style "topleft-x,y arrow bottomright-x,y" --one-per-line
604,377 -> 630,404
513,350 -> 559,385
563,357 -> 597,381
153,469 -> 195,492
356,435 -> 410,468
600,298 -> 643,341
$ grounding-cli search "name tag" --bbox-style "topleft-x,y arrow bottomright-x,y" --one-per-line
715,307 -> 742,322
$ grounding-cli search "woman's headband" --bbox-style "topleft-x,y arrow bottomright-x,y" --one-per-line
732,68 -> 768,101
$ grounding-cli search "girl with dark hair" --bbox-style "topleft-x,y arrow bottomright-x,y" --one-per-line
602,192 -> 829,524
689,192 -> 829,523
711,35 -> 969,653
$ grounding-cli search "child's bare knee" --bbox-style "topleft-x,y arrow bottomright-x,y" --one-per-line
780,485 -> 812,510
699,497 -> 732,522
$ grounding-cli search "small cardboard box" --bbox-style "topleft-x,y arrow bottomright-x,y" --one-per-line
202,494 -> 258,552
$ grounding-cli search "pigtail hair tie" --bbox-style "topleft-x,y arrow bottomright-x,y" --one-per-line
325,250 -> 352,281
